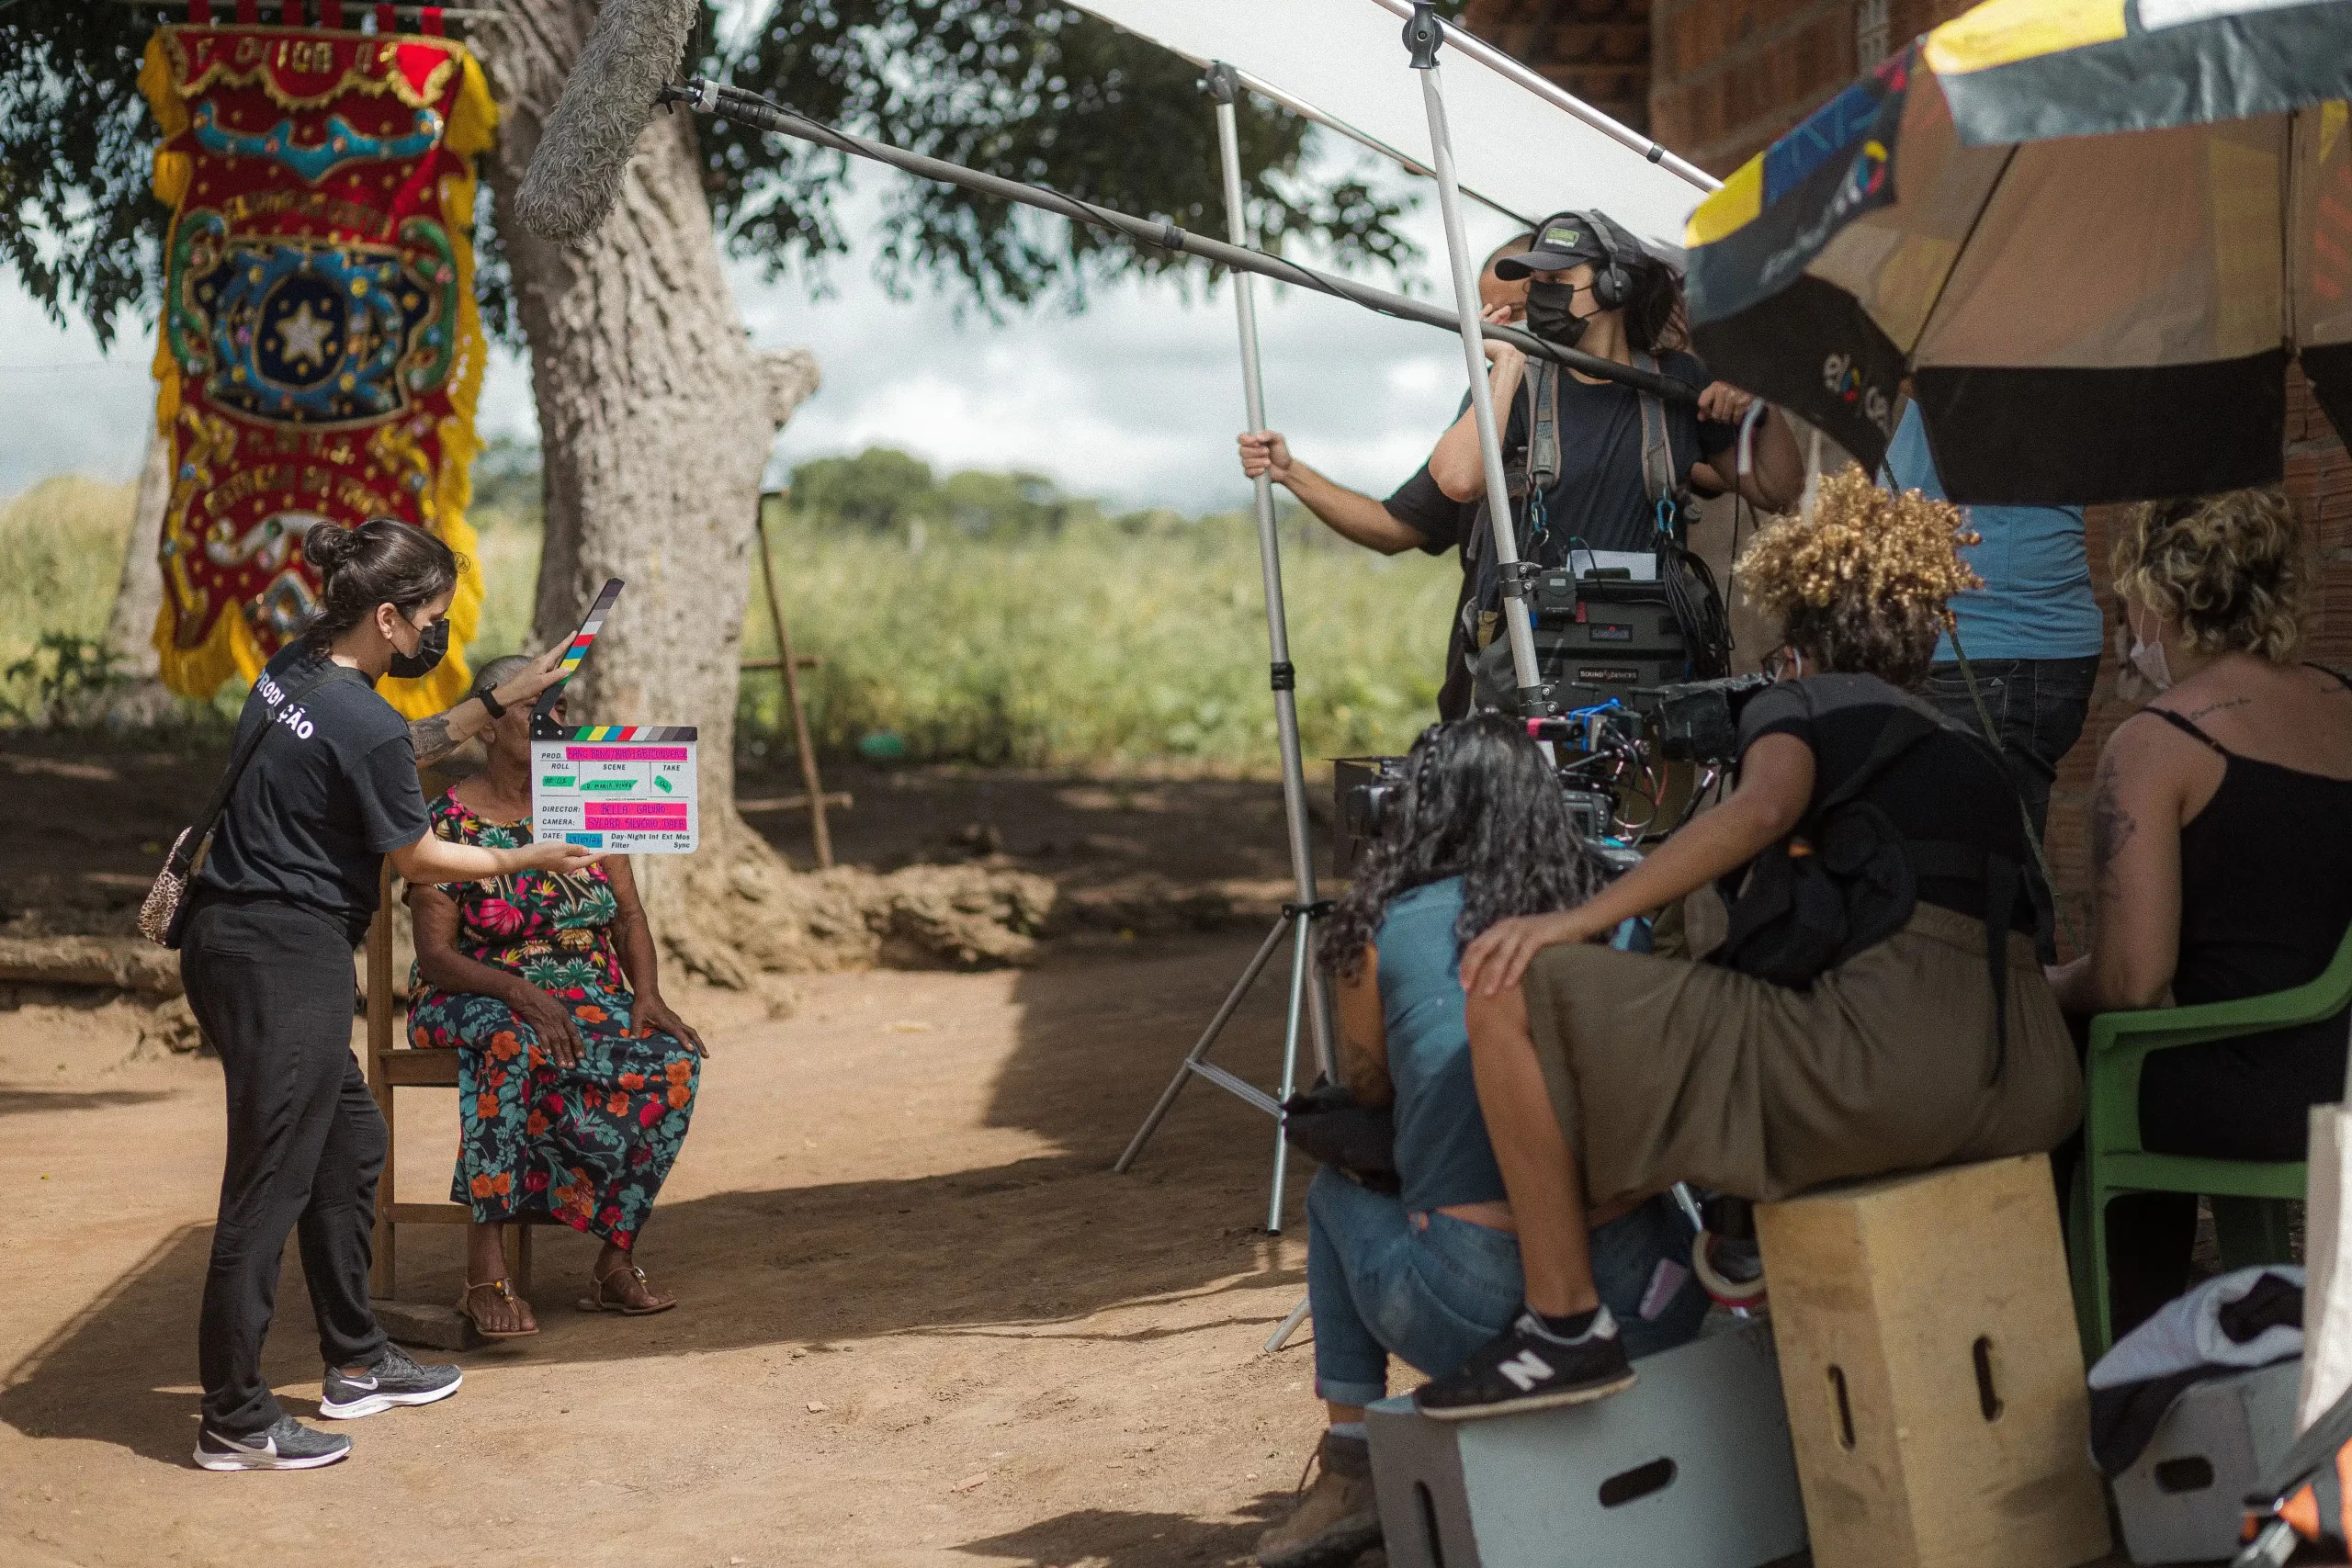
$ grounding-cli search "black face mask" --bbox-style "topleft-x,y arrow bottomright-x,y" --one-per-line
1523,280 -> 1589,348
388,616 -> 449,681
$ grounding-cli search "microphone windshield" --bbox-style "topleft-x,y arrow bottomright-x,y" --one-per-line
514,0 -> 702,243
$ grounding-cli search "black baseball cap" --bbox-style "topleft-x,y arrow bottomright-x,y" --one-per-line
1493,210 -> 1616,279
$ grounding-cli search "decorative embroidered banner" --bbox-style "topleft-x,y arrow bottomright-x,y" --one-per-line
139,22 -> 495,716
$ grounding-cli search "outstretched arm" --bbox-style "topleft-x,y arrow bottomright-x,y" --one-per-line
1238,432 -> 1431,556
406,645 -> 568,767
1458,732 -> 1815,996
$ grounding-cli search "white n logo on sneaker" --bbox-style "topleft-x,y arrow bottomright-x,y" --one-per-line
1497,1348 -> 1556,1393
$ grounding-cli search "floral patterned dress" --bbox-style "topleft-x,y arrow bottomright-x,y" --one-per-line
406,789 -> 698,1249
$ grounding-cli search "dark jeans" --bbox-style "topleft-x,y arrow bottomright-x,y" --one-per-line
182,897 -> 389,1436
1918,655 -> 2101,840
1921,655 -> 2099,965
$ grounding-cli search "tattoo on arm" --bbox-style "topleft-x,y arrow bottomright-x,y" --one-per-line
2090,768 -> 2137,894
408,712 -> 456,766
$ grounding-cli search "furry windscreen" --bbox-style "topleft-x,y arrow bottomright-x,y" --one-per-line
514,0 -> 702,243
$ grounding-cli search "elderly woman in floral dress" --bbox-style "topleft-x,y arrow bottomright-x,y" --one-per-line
406,656 -> 706,1337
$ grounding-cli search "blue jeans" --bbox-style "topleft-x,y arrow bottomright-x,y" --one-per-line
1306,1167 -> 1710,1407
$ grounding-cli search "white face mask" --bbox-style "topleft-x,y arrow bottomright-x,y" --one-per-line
2127,604 -> 2173,693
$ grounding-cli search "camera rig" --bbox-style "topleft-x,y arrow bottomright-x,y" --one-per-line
1333,671 -> 1770,874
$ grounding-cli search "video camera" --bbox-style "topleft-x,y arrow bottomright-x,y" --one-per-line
1331,671 -> 1770,875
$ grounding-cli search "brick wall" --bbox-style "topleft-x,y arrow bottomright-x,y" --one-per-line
1462,0 -> 1657,134
1646,0 -> 1974,175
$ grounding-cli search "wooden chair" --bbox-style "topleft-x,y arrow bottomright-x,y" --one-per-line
365,864 -> 553,1302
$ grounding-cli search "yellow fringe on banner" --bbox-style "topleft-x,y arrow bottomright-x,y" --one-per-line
138,28 -> 498,720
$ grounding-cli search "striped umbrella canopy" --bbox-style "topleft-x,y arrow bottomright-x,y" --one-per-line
1683,0 -> 2352,504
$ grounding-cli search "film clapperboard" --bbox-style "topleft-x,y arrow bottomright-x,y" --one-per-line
528,579 -> 699,853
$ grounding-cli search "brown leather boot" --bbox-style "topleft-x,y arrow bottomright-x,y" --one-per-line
1255,1429 -> 1383,1568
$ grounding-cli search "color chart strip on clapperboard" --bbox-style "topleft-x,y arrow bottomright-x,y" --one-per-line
558,578 -> 626,681
562,726 -> 700,742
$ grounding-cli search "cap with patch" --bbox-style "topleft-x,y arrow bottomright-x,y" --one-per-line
1493,210 -> 1614,280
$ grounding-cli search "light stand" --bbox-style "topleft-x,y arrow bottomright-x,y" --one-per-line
1404,3 -> 1551,721
1112,64 -> 1336,1244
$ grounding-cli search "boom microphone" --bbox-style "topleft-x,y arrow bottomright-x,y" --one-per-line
514,0 -> 702,243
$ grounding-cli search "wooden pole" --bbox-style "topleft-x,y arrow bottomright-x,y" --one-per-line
367,862 -> 397,1297
753,493 -> 833,869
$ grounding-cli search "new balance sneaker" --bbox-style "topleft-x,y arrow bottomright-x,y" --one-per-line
317,1343 -> 463,1420
193,1416 -> 352,1472
1411,1309 -> 1635,1421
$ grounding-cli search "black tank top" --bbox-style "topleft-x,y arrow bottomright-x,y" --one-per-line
2143,667 -> 2352,1010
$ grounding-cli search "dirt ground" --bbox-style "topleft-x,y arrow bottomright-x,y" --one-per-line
0,733 -> 1323,943
0,736 -> 2147,1568
3,929 -> 1351,1568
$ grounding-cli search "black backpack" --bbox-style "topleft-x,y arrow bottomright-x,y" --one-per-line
1708,694 -> 2033,1086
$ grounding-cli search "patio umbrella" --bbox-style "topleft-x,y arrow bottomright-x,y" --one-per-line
1682,0 -> 2352,505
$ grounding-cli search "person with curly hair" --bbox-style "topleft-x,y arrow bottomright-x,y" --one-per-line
1411,468 -> 2083,1421
2049,488 -> 2352,1334
1253,714 -> 1709,1568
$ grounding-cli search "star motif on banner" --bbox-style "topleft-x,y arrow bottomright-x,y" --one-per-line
274,301 -> 336,370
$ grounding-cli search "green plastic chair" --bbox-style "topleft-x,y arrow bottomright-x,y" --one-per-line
2070,920 -> 2352,1359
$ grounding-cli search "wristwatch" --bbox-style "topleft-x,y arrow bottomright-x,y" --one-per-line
477,685 -> 508,719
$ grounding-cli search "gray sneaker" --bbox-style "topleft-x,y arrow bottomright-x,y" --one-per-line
193,1416 -> 352,1472
318,1343 -> 463,1419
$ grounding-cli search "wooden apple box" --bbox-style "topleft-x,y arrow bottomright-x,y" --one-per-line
1755,1153 -> 2112,1568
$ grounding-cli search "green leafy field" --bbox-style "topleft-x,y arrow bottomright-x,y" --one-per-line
737,505 -> 1453,769
2,474 -> 1453,770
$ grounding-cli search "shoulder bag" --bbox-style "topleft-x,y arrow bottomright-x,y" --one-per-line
137,657 -> 341,949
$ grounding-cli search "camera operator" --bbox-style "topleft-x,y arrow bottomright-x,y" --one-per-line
1406,470 -> 2081,1420
1238,234 -> 1532,719
1255,714 -> 1706,1568
1427,210 -> 1804,681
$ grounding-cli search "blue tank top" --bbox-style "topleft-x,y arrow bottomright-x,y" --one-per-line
1376,877 -> 1509,1213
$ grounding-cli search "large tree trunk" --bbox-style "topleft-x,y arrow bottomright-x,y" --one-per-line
475,1 -> 1048,983
96,421 -> 187,727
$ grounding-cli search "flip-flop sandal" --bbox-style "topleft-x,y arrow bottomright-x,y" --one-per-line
579,1263 -> 677,1317
457,1278 -> 541,1338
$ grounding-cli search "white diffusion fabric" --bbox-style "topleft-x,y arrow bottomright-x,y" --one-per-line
1066,0 -> 1710,246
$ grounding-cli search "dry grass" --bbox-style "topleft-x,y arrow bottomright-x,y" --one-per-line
0,476 -> 139,666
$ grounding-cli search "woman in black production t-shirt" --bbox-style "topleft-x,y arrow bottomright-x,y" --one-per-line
181,519 -> 601,1472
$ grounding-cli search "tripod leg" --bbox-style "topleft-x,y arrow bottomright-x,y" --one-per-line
1265,911 -> 1315,1235
1114,912 -> 1292,1174
1264,1294 -> 1312,1355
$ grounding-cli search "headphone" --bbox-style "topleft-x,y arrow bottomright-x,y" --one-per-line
1576,209 -> 1639,312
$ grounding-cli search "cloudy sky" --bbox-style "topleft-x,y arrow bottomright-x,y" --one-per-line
0,160 -> 1526,515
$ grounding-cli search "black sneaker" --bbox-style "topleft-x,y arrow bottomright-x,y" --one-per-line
1412,1311 -> 1635,1421
193,1416 -> 352,1472
318,1343 -> 463,1419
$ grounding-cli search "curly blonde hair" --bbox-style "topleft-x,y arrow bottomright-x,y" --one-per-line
2111,488 -> 2304,662
1733,464 -> 1983,689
